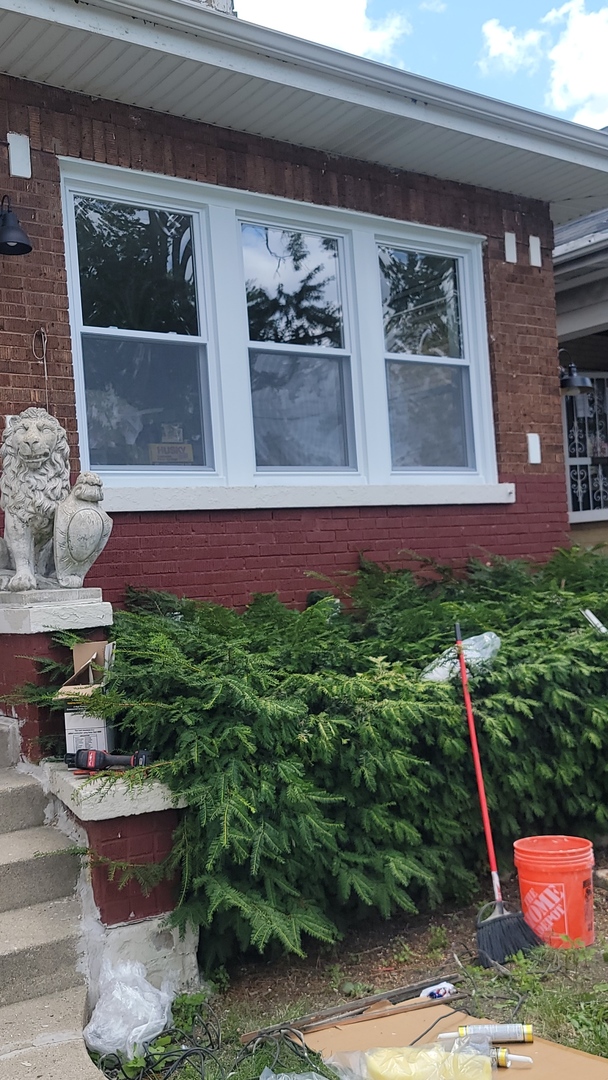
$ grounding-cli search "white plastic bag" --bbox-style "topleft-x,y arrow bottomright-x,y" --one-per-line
421,633 -> 501,684
83,960 -> 174,1059
259,1069 -> 328,1080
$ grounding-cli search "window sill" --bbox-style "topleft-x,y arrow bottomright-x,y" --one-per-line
102,482 -> 515,513
570,510 -> 608,523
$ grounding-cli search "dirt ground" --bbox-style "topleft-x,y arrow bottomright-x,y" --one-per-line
221,866 -> 608,1022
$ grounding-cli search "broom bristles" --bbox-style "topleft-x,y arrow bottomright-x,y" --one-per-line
476,907 -> 543,967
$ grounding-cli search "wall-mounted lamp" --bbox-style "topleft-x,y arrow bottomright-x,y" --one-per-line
0,195 -> 32,255
558,348 -> 592,396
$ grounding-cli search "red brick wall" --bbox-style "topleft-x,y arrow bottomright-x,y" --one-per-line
0,633 -> 64,758
0,74 -> 568,609
86,476 -> 569,608
86,810 -> 179,925
0,629 -> 108,758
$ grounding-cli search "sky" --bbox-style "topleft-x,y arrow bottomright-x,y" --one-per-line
234,0 -> 608,130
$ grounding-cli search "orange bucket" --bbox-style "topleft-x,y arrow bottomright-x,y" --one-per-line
513,835 -> 594,948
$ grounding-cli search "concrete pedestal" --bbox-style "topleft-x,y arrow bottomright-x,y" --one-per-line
0,589 -> 113,635
43,763 -> 199,1003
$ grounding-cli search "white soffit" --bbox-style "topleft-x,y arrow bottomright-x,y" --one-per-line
1,0 -> 608,224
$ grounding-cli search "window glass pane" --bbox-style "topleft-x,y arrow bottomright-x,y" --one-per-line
386,360 -> 473,469
75,197 -> 199,335
379,247 -> 462,357
82,335 -> 210,467
242,224 -> 344,347
250,350 -> 354,468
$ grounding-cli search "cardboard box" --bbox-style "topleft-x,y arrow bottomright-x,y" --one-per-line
55,642 -> 116,754
304,999 -> 608,1078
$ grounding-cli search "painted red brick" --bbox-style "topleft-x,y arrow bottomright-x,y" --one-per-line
83,474 -> 569,609
86,810 -> 179,925
0,630 -> 106,759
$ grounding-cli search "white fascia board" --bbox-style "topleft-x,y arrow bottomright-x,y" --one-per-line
554,231 -> 608,263
557,301 -> 608,340
102,483 -> 515,514
3,0 -> 608,177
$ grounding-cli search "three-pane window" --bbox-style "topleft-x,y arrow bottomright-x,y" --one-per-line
66,176 -> 494,493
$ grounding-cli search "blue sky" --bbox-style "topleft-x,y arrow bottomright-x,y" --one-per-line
235,0 -> 608,129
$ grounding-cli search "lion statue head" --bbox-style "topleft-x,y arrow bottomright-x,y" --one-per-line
1,408 -> 70,523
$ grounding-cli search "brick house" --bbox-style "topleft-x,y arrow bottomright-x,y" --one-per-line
3,0 -> 608,609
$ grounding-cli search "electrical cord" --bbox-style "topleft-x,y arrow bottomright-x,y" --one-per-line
408,1009 -> 470,1047
94,1008 -> 329,1080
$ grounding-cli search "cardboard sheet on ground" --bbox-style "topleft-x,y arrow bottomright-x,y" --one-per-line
303,1000 -> 608,1077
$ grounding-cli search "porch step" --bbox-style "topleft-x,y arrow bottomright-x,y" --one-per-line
0,1036 -> 101,1080
0,897 -> 84,1007
0,824 -> 79,912
0,768 -> 46,832
0,985 -> 86,1058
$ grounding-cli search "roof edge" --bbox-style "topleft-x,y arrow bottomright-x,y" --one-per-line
8,0 -> 608,162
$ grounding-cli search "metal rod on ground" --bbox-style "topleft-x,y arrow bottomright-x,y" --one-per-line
239,974 -> 462,1043
240,993 -> 463,1044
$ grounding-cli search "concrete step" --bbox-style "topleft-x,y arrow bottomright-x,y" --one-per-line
0,897 -> 83,1008
0,825 -> 79,912
0,985 -> 86,1058
0,720 -> 19,768
0,769 -> 46,832
0,1037 -> 101,1080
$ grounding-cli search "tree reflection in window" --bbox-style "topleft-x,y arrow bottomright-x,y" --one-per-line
379,247 -> 462,358
75,197 -> 198,335
242,225 -> 343,348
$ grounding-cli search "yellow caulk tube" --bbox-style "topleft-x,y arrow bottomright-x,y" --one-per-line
438,1024 -> 533,1044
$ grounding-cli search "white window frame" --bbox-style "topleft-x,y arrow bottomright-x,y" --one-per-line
60,159 -> 512,513
564,370 -> 608,522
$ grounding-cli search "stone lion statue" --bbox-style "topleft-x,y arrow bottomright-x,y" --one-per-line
0,408 -> 112,592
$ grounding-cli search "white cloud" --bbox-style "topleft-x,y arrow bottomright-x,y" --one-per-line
478,17 -> 546,74
235,0 -> 410,60
419,0 -> 447,12
543,0 -> 608,127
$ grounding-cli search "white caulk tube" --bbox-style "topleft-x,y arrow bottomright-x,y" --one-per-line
438,1024 -> 533,1043
492,1047 -> 533,1068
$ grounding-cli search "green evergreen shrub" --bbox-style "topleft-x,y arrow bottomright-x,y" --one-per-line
30,547 -> 608,967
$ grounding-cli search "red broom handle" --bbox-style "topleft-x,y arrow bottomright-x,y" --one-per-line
455,624 -> 503,906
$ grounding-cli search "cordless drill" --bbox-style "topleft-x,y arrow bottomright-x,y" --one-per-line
65,748 -> 152,770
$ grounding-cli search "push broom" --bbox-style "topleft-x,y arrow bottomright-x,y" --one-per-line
455,623 -> 542,966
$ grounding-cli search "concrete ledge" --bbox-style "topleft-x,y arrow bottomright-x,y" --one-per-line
103,481 -> 516,513
0,590 -> 113,634
43,762 -> 186,821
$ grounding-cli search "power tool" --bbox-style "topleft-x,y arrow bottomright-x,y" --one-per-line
65,748 -> 152,771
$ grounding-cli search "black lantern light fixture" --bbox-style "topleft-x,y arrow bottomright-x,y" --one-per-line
558,348 -> 592,396
0,195 -> 32,255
